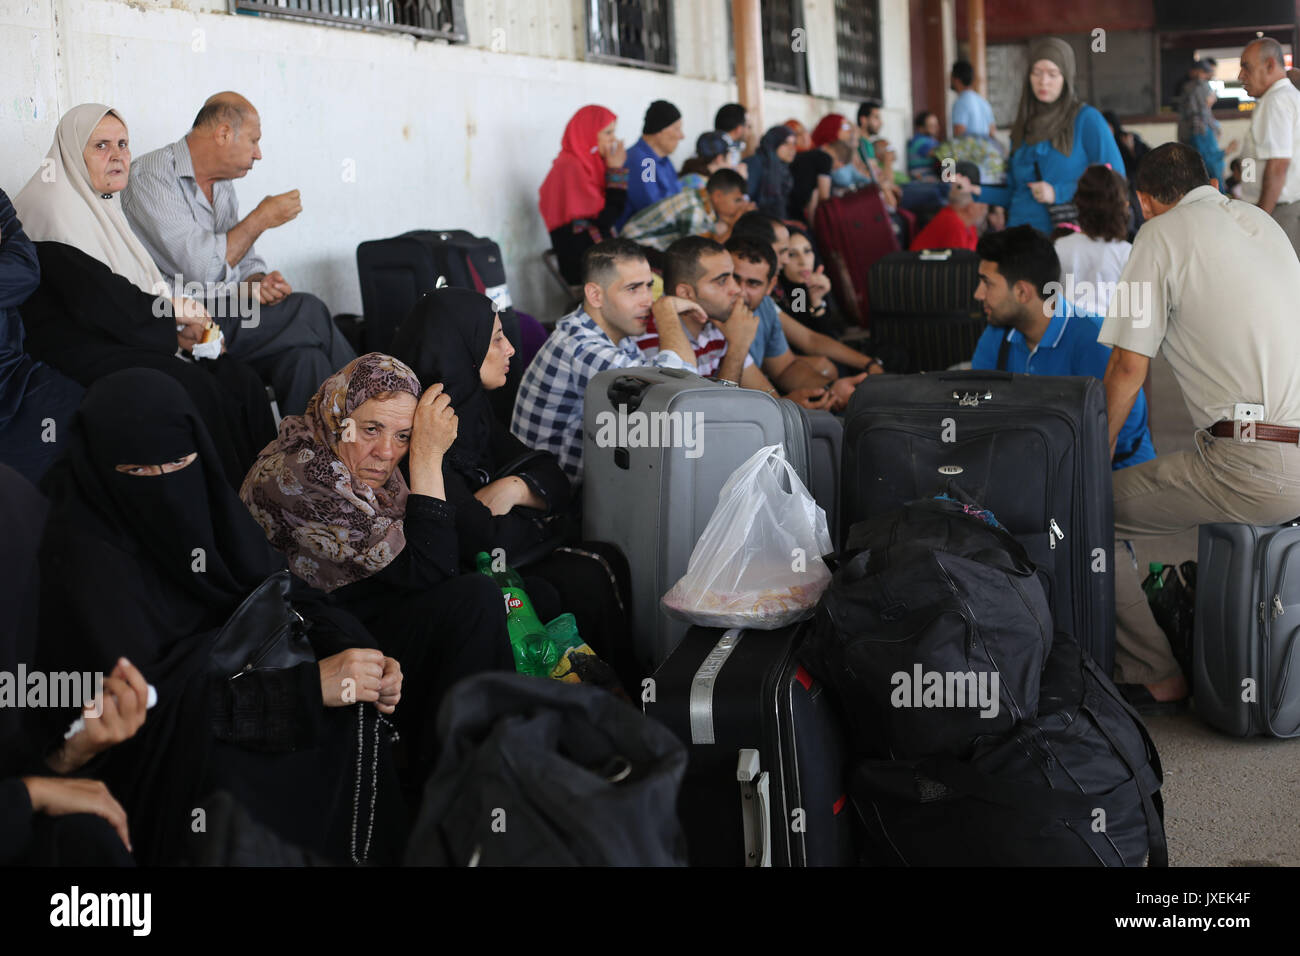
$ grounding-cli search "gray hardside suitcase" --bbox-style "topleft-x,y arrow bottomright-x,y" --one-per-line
1194,520 -> 1300,738
799,408 -> 844,554
583,367 -> 819,673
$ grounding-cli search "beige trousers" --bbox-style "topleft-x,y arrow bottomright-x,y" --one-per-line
1113,428 -> 1300,684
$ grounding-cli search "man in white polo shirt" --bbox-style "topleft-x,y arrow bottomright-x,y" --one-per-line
1099,142 -> 1300,712
1238,36 -> 1300,257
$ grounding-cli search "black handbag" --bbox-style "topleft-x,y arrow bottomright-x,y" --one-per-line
208,570 -> 315,677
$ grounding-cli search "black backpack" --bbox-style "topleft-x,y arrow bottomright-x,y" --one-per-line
851,634 -> 1168,866
801,494 -> 1054,761
405,673 -> 689,866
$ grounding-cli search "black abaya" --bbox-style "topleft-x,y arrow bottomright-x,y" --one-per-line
19,241 -> 275,486
35,370 -> 402,864
390,289 -> 631,685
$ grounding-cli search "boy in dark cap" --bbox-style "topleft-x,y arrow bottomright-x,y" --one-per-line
617,100 -> 686,228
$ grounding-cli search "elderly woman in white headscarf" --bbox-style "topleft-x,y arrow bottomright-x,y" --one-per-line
13,104 -> 274,485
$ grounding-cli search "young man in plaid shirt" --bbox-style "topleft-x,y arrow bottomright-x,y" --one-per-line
511,239 -> 710,481
619,168 -> 753,252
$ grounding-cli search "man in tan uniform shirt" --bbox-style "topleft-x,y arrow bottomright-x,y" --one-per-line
1099,143 -> 1300,710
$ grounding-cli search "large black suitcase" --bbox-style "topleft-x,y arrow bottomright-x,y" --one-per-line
867,249 -> 985,372
644,624 -> 856,866
868,312 -> 987,373
867,249 -> 981,316
842,370 -> 1115,675
358,229 -> 522,422
1194,520 -> 1300,737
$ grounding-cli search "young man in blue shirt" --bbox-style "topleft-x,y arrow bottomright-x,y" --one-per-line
970,225 -> 1155,469
616,100 -> 685,230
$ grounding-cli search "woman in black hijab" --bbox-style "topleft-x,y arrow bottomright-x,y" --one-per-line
35,368 -> 404,865
391,289 -> 635,687
392,289 -> 571,565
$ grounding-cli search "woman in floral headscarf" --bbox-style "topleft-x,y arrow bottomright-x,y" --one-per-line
240,352 -> 513,787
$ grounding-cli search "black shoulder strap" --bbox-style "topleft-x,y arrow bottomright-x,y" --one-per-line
995,329 -> 1012,372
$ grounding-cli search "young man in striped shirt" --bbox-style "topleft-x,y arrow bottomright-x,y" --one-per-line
634,236 -> 764,389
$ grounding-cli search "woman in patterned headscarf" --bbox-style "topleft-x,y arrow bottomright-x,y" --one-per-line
241,352 -> 513,788
972,37 -> 1126,232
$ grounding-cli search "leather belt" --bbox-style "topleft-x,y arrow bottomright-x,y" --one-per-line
1209,420 -> 1300,444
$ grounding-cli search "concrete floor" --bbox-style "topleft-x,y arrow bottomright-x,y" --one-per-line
1132,356 -> 1300,866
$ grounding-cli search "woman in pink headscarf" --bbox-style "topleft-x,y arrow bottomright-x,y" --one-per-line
539,105 -> 629,284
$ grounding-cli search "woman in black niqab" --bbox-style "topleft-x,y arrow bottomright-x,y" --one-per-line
36,368 -> 403,864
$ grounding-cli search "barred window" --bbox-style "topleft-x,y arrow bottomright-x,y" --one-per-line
586,0 -> 675,72
762,0 -> 808,93
228,0 -> 466,42
835,0 -> 882,100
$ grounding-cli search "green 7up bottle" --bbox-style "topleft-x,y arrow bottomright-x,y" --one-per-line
476,552 -> 559,677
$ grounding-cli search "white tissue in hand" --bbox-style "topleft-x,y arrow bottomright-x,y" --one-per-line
191,330 -> 223,360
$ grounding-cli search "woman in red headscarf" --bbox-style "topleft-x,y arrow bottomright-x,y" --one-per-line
539,105 -> 629,285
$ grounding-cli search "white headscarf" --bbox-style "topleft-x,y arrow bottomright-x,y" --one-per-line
13,104 -> 166,295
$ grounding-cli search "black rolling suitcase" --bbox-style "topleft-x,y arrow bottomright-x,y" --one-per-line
867,249 -> 984,372
842,370 -> 1116,675
1194,520 -> 1300,737
356,229 -> 515,353
643,624 -> 857,866
867,249 -> 981,315
359,229 -> 523,423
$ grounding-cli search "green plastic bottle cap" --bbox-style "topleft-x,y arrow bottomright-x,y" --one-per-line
1148,562 -> 1164,573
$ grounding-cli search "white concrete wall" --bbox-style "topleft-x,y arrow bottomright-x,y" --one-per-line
1,0 -> 913,321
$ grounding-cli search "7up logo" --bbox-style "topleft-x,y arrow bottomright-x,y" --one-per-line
504,592 -> 523,615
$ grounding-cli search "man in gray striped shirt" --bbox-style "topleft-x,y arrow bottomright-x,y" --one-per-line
122,92 -> 354,415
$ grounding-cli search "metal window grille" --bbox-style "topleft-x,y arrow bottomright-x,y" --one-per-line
586,0 -> 675,72
761,0 -> 808,93
835,0 -> 882,100
228,0 -> 466,43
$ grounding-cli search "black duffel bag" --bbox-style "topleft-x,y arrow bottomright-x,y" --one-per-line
801,493 -> 1054,760
405,673 -> 688,866
852,633 -> 1168,866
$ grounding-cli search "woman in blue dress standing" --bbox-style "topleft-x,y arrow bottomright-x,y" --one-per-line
973,38 -> 1125,232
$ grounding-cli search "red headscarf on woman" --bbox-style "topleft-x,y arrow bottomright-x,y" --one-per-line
811,113 -> 852,148
538,105 -> 616,232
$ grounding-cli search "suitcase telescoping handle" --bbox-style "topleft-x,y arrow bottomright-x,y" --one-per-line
737,749 -> 772,868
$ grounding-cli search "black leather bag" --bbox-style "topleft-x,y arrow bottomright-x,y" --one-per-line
208,570 -> 314,677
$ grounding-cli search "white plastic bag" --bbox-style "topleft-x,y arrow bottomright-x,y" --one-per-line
662,444 -> 833,629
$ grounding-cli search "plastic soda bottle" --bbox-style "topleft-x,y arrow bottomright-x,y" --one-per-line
1141,562 -> 1165,599
475,552 -> 558,677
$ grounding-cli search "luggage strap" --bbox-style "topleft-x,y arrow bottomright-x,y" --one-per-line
995,329 -> 1011,372
916,668 -> 1170,867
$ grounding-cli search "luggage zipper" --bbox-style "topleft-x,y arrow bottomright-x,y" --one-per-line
1048,518 -> 1064,550
1273,595 -> 1286,619
242,609 -> 306,673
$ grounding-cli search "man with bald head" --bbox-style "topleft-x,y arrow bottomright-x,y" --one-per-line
123,92 -> 354,415
1238,37 -> 1300,257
